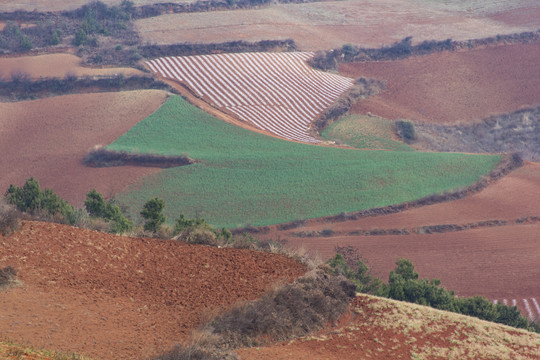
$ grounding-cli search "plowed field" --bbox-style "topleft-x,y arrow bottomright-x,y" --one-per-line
0,90 -> 168,206
339,43 -> 540,124
146,52 -> 353,142
135,0 -> 538,50
0,221 -> 305,359
0,53 -> 142,80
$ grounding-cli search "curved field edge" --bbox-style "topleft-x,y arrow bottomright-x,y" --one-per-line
108,95 -> 500,228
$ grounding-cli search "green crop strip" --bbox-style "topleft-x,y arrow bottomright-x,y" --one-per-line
322,114 -> 414,151
109,96 -> 500,228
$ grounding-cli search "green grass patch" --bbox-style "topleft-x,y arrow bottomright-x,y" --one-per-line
322,114 -> 413,151
110,96 -> 500,228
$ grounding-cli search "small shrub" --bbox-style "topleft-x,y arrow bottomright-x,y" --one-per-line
395,120 -> 416,143
0,266 -> 17,289
141,197 -> 166,233
0,198 -> 21,236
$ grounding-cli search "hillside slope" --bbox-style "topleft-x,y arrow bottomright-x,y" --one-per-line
0,221 -> 305,359
237,294 -> 540,360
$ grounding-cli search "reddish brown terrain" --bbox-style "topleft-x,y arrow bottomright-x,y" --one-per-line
0,53 -> 142,80
237,295 -> 540,360
339,43 -> 540,124
0,221 -> 305,359
135,0 -> 539,50
0,91 -> 168,207
256,162 -> 540,301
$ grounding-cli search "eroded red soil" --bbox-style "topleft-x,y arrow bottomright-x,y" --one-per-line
0,91 -> 168,207
0,221 -> 306,359
340,43 -> 540,124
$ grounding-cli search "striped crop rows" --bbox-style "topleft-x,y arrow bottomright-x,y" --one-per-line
146,52 -> 354,143
493,298 -> 540,321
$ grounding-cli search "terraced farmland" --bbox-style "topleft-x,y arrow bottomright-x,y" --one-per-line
146,52 -> 354,142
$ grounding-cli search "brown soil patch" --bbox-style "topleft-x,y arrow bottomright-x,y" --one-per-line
0,53 -> 142,80
135,0 -> 533,50
339,43 -> 540,124
0,90 -> 168,207
255,162 -> 540,299
237,294 -> 540,360
0,221 -> 306,359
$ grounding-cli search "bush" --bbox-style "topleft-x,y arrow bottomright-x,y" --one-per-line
141,197 -> 166,233
5,178 -> 76,225
0,266 -> 17,289
395,120 -> 416,143
84,189 -> 133,233
0,197 -> 21,236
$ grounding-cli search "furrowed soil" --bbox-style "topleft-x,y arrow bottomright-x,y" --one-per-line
237,294 -> 540,360
339,43 -> 540,124
256,162 -> 540,300
0,221 -> 306,359
0,90 -> 168,207
0,53 -> 142,80
135,0 -> 539,50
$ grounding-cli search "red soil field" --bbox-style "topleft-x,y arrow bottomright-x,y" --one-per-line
284,224 -> 540,300
0,221 -> 305,359
0,90 -> 168,207
339,43 -> 540,124
0,53 -> 142,80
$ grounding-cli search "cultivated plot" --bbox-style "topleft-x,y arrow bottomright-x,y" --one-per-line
494,298 -> 540,321
135,0 -> 538,49
146,52 -> 354,143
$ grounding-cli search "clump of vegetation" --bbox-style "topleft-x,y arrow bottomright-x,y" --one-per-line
0,266 -> 17,289
395,120 -> 416,143
0,197 -> 21,236
84,146 -> 195,168
415,106 -> 540,161
211,269 -> 355,347
85,189 -> 133,234
328,252 -> 540,333
141,197 -> 166,233
5,178 -> 76,225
